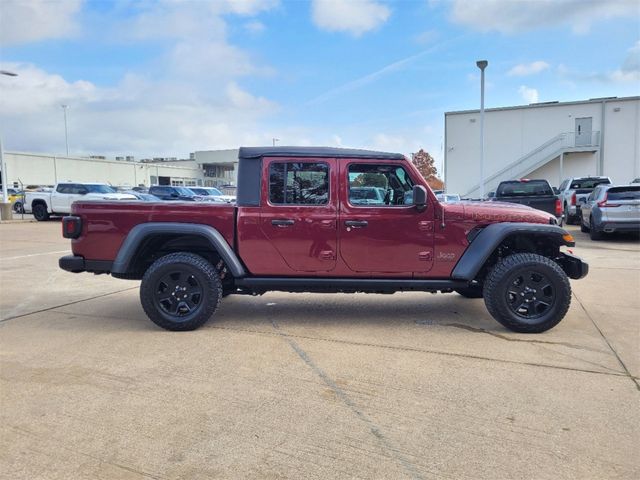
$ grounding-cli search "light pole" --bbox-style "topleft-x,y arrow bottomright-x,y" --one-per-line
1,70 -> 18,209
61,104 -> 69,156
272,138 -> 279,147
476,59 -> 488,199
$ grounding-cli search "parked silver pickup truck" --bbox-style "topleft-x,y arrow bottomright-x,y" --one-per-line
25,182 -> 136,221
558,176 -> 611,224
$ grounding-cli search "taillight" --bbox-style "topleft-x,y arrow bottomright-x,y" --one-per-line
62,216 -> 82,239
555,198 -> 562,216
571,193 -> 576,206
597,194 -> 620,208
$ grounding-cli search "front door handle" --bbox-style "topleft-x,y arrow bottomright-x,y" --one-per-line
272,219 -> 295,227
344,220 -> 368,228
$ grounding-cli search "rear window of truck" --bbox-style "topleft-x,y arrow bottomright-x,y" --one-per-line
570,178 -> 610,190
496,180 -> 553,197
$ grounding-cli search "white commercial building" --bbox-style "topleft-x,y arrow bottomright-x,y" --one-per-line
0,149 -> 241,190
444,96 -> 640,197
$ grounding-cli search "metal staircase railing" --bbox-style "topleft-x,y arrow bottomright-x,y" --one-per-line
463,131 -> 600,197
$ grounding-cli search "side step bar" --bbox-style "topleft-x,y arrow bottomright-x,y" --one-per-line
234,277 -> 468,294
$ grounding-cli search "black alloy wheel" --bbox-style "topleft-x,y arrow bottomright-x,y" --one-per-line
140,252 -> 222,331
505,270 -> 555,319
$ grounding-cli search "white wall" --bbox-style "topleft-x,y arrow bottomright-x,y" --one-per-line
445,97 -> 640,194
2,152 -> 204,188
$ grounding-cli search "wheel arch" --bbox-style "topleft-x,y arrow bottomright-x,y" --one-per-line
452,223 -> 574,282
111,223 -> 246,280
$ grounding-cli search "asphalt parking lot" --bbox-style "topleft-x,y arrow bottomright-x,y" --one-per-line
1,221 -> 638,479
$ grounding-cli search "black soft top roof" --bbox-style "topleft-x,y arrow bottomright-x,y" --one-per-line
236,146 -> 405,207
238,146 -> 405,161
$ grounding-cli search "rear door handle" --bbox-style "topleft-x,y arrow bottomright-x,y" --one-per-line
271,219 -> 295,227
344,220 -> 368,228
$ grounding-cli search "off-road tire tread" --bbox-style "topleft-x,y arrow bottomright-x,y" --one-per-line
140,252 -> 222,331
483,253 -> 571,333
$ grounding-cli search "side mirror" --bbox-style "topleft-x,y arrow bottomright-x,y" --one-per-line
170,192 -> 179,198
413,185 -> 427,212
78,188 -> 88,195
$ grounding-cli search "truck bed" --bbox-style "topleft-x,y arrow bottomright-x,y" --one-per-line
70,201 -> 236,261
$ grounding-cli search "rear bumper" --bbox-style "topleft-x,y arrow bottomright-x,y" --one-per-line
59,255 -> 112,274
600,222 -> 640,233
557,252 -> 589,280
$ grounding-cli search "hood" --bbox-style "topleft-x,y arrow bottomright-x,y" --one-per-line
444,200 -> 555,224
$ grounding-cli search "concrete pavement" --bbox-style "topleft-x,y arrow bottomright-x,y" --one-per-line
1,221 -> 638,479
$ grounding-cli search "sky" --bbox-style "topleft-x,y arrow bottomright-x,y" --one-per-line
1,0 -> 639,173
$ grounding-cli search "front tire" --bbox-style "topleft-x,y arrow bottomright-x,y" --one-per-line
580,217 -> 589,233
483,253 -> 571,333
140,252 -> 222,331
32,203 -> 50,221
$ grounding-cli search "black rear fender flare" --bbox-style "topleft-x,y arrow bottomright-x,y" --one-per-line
111,222 -> 246,278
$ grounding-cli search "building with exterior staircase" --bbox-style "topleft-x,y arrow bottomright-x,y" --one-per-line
444,96 -> 640,198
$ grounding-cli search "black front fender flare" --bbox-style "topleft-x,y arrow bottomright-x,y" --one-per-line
451,223 -> 575,281
111,222 -> 246,278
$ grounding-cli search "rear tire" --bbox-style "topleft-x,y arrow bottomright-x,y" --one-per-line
140,252 -> 222,331
483,253 -> 571,333
32,203 -> 49,221
589,216 -> 603,240
580,218 -> 589,233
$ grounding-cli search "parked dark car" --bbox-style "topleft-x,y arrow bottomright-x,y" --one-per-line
125,191 -> 161,202
148,186 -> 199,201
492,179 -> 563,225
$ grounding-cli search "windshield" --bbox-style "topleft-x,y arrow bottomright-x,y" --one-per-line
85,184 -> 117,194
497,181 -> 552,197
175,187 -> 195,196
208,188 -> 223,195
189,188 -> 207,195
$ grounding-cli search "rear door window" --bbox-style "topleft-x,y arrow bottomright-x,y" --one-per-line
269,162 -> 329,205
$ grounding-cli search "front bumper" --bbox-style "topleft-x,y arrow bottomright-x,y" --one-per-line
557,252 -> 589,280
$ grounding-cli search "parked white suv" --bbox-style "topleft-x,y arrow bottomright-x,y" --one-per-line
24,183 -> 136,221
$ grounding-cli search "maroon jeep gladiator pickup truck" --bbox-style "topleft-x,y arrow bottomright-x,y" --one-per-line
59,146 -> 588,333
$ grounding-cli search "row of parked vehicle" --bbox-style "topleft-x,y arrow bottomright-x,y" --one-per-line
8,182 -> 236,221
482,176 -> 640,240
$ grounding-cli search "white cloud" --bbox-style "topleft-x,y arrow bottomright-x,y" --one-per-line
244,20 -> 266,34
450,0 -> 638,34
414,29 -> 438,45
508,61 -> 550,77
518,85 -> 539,104
557,41 -> 640,84
0,0 -> 83,45
312,0 -> 391,37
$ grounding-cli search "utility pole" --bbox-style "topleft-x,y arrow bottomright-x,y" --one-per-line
1,70 -> 18,217
61,104 -> 69,156
476,60 -> 488,199
272,138 -> 279,147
